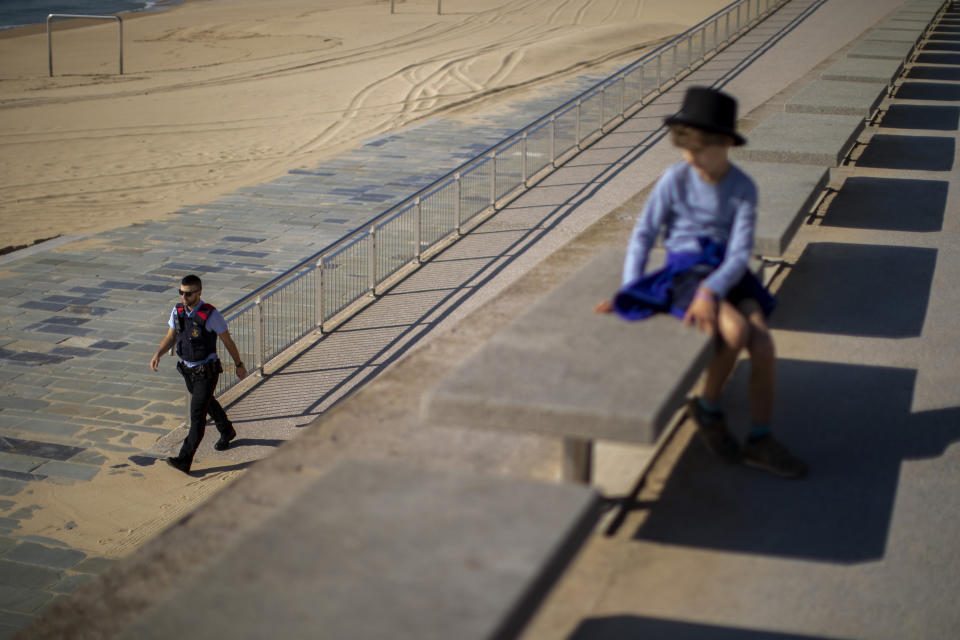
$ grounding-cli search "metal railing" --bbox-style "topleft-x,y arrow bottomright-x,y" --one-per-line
47,14 -> 123,76
214,0 -> 788,396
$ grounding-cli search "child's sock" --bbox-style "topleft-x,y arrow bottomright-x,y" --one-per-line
698,397 -> 723,415
748,423 -> 772,443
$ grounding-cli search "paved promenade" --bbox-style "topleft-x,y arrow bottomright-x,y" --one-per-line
0,41 -> 620,637
6,0 -> 960,637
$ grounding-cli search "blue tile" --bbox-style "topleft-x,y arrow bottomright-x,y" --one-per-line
44,295 -> 97,305
89,340 -> 128,350
5,352 -> 70,366
222,236 -> 266,243
39,317 -> 90,327
28,325 -> 93,337
138,284 -> 169,293
68,287 -> 105,296
0,437 -> 84,462
18,301 -> 65,312
49,346 -> 95,358
100,281 -> 145,290
0,470 -> 46,482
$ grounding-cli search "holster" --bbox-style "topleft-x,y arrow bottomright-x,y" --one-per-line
177,360 -> 222,379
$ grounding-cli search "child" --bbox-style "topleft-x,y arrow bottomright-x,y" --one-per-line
596,86 -> 807,478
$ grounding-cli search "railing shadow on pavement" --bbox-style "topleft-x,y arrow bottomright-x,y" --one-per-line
212,0 -> 793,398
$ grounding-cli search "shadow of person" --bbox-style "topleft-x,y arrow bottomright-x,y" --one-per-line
567,614 -> 849,639
191,460 -> 256,477
228,437 -> 286,449
631,359 -> 960,563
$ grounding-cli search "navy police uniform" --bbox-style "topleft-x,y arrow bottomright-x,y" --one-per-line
170,300 -> 235,466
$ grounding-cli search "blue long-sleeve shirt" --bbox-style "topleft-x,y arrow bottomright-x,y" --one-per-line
622,161 -> 758,298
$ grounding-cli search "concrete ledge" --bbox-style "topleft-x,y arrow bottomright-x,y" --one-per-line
117,460 -> 603,640
733,112 -> 865,166
847,40 -> 916,60
423,250 -> 713,445
865,28 -> 924,44
737,162 -> 830,257
879,17 -> 933,33
821,56 -> 904,85
785,79 -> 887,118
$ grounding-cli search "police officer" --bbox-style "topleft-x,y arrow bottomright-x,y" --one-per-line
150,274 -> 247,474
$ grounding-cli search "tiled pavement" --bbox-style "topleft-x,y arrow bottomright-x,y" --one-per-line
0,44 -> 633,635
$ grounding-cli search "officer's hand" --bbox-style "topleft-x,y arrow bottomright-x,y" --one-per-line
236,365 -> 247,380
150,354 -> 161,371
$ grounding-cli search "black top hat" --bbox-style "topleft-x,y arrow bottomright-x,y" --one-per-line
664,86 -> 746,146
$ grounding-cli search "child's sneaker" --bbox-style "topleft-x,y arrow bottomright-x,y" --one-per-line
687,398 -> 740,463
742,435 -> 808,478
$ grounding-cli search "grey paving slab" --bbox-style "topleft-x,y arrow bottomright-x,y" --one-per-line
865,28 -> 924,44
821,56 -> 903,85
2,542 -> 85,570
785,78 -> 887,117
29,461 -> 99,482
424,250 -> 713,444
733,112 -> 865,165
118,460 -> 602,640
0,584 -> 51,614
848,40 -> 917,60
0,560 -> 61,590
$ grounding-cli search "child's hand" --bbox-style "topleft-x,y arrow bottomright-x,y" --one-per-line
683,289 -> 718,334
594,300 -> 614,314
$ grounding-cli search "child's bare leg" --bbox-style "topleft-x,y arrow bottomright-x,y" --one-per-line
741,300 -> 775,424
702,301 -> 749,403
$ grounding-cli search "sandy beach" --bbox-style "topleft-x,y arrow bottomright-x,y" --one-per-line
0,0 -> 730,252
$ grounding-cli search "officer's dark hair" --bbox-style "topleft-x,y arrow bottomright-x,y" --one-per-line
181,274 -> 202,289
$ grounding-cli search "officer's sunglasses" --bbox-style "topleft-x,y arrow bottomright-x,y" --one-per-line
178,289 -> 200,297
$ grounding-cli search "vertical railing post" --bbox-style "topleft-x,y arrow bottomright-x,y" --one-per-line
255,296 -> 265,376
521,132 -> 528,186
488,152 -> 497,208
575,100 -> 582,148
600,88 -> 606,131
619,75 -> 626,117
454,172 -> 462,235
415,197 -> 423,263
725,12 -> 731,41
368,227 -> 377,295
687,33 -> 692,67
315,258 -> 325,332
657,52 -> 663,88
550,115 -> 557,166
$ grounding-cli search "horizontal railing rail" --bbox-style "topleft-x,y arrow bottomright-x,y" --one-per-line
214,0 -> 788,395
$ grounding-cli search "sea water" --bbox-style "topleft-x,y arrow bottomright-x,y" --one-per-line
0,0 -> 183,30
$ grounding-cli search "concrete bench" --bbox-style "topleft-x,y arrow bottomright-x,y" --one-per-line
847,40 -> 917,60
785,78 -> 887,118
737,162 -> 830,257
733,111 -> 865,166
821,56 -> 904,86
424,250 -> 714,483
117,459 -> 603,640
865,28 -> 925,46
879,17 -> 933,34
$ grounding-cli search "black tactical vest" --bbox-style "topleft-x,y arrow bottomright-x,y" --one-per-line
175,302 -> 218,362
